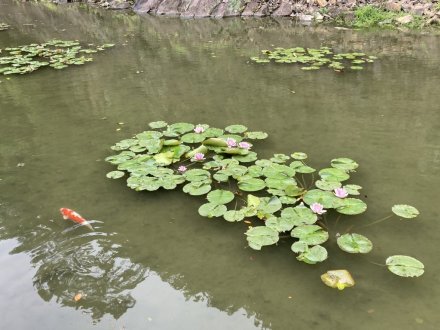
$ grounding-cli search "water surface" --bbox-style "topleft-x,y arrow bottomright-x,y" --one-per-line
1,1 -> 440,329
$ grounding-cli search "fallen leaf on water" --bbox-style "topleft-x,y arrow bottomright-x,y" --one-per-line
244,220 -> 252,224
74,293 -> 83,302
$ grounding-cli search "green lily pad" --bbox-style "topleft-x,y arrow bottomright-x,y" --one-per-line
343,184 -> 362,195
391,205 -> 419,219
225,124 -> 248,134
291,225 -> 329,245
198,203 -> 227,218
245,226 -> 279,250
270,153 -> 290,163
281,206 -> 318,226
207,189 -> 234,205
202,127 -> 224,138
181,133 -> 205,144
303,189 -> 339,209
291,152 -> 307,160
336,198 -> 367,215
319,168 -> 350,182
265,216 -> 296,232
291,241 -> 309,253
321,270 -> 355,290
223,210 -> 245,222
386,255 -> 424,277
182,182 -> 211,196
331,158 -> 359,171
315,180 -> 341,191
148,121 -> 167,129
297,245 -> 328,264
184,169 -> 211,182
337,233 -> 373,254
233,151 -> 258,163
245,131 -> 268,140
238,177 -> 266,192
257,196 -> 282,218
106,170 -> 125,179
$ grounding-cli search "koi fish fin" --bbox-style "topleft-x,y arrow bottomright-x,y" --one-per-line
63,215 -> 68,220
83,222 -> 94,231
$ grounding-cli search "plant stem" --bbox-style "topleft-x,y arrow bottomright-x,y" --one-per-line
360,214 -> 393,228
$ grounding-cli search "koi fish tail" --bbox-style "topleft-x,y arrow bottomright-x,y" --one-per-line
83,221 -> 94,231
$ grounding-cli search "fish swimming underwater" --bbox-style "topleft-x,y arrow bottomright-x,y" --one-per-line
59,208 -> 94,230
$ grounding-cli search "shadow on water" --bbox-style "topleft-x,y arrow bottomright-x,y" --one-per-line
1,0 -> 440,329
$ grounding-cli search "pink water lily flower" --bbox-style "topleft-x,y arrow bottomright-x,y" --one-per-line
226,138 -> 237,148
192,153 -> 205,161
178,165 -> 187,173
310,203 -> 327,215
238,141 -> 252,150
194,125 -> 205,134
334,188 -> 348,198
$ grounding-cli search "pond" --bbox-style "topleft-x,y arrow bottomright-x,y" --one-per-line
1,1 -> 440,329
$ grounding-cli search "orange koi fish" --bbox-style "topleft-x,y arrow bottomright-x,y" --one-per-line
60,208 -> 94,230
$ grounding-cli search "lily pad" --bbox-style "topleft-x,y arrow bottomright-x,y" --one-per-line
337,233 -> 373,254
315,180 -> 341,191
386,255 -> 424,277
336,198 -> 367,215
245,131 -> 268,140
207,189 -> 234,205
297,245 -> 328,264
148,121 -> 167,129
223,210 -> 245,222
238,177 -> 266,192
319,168 -> 350,182
303,189 -> 339,209
225,124 -> 247,134
245,226 -> 279,250
331,158 -> 359,171
281,206 -> 318,226
291,225 -> 329,245
106,170 -> 125,179
291,152 -> 307,160
183,182 -> 211,196
291,241 -> 309,253
391,205 -> 419,219
265,216 -> 296,232
181,133 -> 205,144
343,184 -> 362,195
198,203 -> 227,218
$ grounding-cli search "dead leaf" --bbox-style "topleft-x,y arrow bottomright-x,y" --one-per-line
74,293 -> 83,302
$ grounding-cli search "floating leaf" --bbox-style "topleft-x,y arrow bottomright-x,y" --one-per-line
321,270 -> 355,290
198,203 -> 227,218
386,255 -> 424,277
297,245 -> 328,264
148,121 -> 167,129
265,216 -> 295,232
257,196 -> 282,219
207,189 -> 234,205
331,158 -> 359,171
291,225 -> 329,245
291,152 -> 307,160
336,198 -> 367,215
233,151 -> 258,163
291,241 -> 308,253
391,205 -> 419,219
343,184 -> 362,195
245,131 -> 268,140
184,169 -> 211,182
238,177 -> 266,192
337,233 -> 373,254
106,170 -> 125,179
223,210 -> 245,222
182,182 -> 211,196
281,206 -> 317,226
303,189 -> 339,209
319,168 -> 350,182
181,133 -> 205,144
225,124 -> 247,134
245,226 -> 279,250
315,180 -> 341,191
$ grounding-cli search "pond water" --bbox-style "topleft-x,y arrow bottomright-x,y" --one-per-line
1,1 -> 440,329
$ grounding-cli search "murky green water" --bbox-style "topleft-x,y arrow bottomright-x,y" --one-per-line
1,1 -> 440,329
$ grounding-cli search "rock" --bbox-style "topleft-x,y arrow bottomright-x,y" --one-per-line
316,0 -> 327,7
272,0 -> 292,17
181,0 -> 222,17
346,0 -> 356,8
156,0 -> 181,15
254,3 -> 270,17
396,14 -> 413,24
385,1 -> 401,12
106,0 -> 131,9
211,2 -> 227,17
427,16 -> 440,25
410,4 -> 425,16
133,0 -> 164,13
314,12 -> 324,20
241,1 -> 260,16
298,13 -> 313,21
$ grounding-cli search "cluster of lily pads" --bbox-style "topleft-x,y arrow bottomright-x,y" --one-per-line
0,23 -> 10,31
250,46 -> 377,72
0,40 -> 114,75
105,122 -> 424,289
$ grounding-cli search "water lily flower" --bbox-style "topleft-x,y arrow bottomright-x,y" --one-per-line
194,125 -> 205,134
178,165 -> 187,173
192,153 -> 205,161
334,188 -> 348,198
310,203 -> 326,215
238,141 -> 252,150
226,138 -> 237,148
